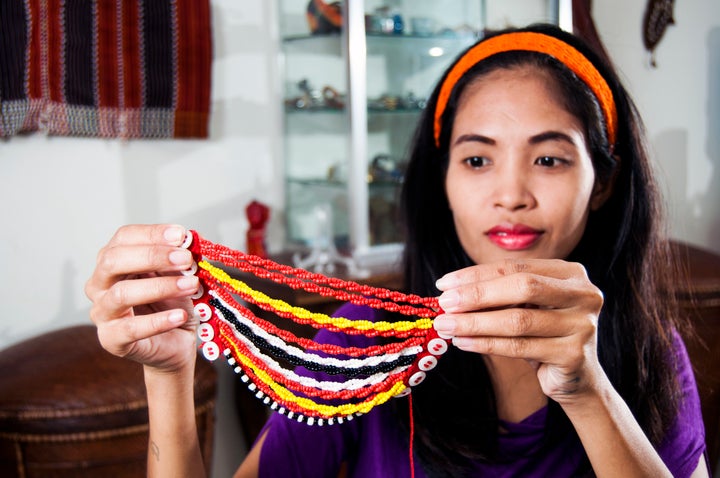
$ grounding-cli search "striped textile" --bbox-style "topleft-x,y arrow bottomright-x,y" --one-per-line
0,0 -> 212,139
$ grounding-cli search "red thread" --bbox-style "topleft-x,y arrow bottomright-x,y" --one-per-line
409,393 -> 415,478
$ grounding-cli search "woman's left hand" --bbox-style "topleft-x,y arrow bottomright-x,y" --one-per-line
433,258 -> 606,404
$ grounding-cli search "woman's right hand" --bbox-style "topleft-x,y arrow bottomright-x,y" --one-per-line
85,224 -> 201,374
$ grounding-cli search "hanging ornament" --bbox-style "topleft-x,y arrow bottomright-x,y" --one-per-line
642,0 -> 676,67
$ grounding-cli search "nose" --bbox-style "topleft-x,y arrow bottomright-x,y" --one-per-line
491,166 -> 535,211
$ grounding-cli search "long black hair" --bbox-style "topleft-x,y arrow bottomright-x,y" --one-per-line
392,24 -> 684,476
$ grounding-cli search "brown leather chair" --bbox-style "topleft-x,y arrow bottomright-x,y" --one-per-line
0,325 -> 217,477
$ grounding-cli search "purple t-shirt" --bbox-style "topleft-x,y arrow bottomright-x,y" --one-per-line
258,303 -> 706,477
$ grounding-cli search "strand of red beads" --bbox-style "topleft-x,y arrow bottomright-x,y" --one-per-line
181,229 -> 452,425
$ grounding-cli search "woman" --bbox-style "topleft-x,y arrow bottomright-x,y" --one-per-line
85,24 -> 708,477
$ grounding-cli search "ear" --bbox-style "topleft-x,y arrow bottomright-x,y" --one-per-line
590,156 -> 620,211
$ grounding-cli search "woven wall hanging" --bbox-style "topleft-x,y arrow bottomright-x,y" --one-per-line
0,0 -> 212,139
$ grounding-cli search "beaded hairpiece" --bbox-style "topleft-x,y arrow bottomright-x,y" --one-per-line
433,31 -> 617,149
182,230 -> 448,426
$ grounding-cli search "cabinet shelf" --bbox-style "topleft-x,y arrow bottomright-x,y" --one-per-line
284,106 -> 345,113
284,105 -> 424,114
287,177 -> 402,190
279,0 -> 568,269
282,32 -> 477,56
283,31 -> 476,43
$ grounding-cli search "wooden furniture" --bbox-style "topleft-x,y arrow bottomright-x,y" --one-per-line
0,325 -> 217,478
672,241 -> 720,468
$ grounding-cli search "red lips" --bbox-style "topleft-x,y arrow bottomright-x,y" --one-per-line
486,224 -> 543,250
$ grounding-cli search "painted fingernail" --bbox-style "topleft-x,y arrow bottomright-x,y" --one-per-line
433,315 -> 456,335
435,274 -> 458,291
169,249 -> 191,266
164,225 -> 185,244
437,290 -> 459,311
177,275 -> 198,290
168,310 -> 185,324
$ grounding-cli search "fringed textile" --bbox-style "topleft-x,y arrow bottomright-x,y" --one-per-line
0,0 -> 212,139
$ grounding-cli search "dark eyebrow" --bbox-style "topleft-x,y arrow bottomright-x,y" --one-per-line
453,131 -> 578,148
453,133 -> 495,147
528,131 -> 577,146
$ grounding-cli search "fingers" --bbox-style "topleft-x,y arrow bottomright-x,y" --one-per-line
92,244 -> 194,290
436,258 -> 580,290
452,334 -> 560,360
434,307 -> 577,338
451,335 -> 591,372
434,306 -> 597,353
89,275 -> 199,322
436,260 -> 602,313
85,224 -> 201,371
97,308 -> 187,355
432,259 -> 602,366
85,224 -> 193,299
437,273 -> 600,312
107,223 -> 187,248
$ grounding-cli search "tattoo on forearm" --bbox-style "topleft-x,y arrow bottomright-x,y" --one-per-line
151,440 -> 160,462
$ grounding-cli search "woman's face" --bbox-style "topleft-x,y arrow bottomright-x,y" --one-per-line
445,66 -> 606,264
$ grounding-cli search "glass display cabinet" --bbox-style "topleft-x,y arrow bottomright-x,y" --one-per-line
278,0 -> 570,273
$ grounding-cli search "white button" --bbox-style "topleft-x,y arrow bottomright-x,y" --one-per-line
181,261 -> 198,276
408,371 -> 426,387
197,323 -> 214,342
194,303 -> 213,322
181,231 -> 193,249
190,284 -> 204,300
202,341 -> 220,361
418,355 -> 438,371
394,387 -> 411,398
427,338 -> 448,355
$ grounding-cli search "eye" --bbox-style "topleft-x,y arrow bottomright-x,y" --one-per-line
463,156 -> 491,169
535,156 -> 568,167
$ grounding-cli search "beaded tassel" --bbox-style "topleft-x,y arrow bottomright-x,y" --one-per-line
183,230 -> 450,424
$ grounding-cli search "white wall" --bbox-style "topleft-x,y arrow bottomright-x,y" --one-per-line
592,0 -> 720,253
0,1 -> 281,476
0,1 -> 717,476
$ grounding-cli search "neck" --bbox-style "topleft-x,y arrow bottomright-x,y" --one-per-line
484,355 -> 547,424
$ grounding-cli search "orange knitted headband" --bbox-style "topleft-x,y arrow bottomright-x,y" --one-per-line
433,31 -> 617,149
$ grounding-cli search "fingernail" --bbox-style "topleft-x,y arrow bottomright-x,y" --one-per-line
433,315 -> 456,335
435,274 -> 458,291
177,275 -> 198,290
169,249 -> 191,266
164,225 -> 185,244
452,337 -> 471,349
437,290 -> 459,311
168,310 -> 185,324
